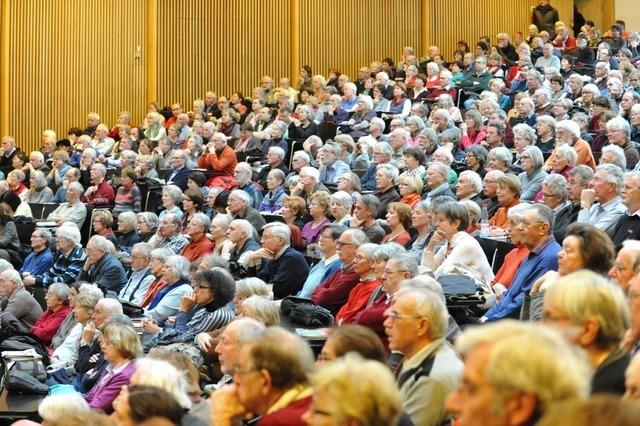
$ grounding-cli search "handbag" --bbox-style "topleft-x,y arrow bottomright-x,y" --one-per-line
5,370 -> 49,395
281,296 -> 334,327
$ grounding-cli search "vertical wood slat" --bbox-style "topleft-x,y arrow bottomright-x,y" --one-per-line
7,0 -> 147,154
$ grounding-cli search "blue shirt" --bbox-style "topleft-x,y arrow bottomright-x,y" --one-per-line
319,160 -> 350,185
485,236 -> 560,321
298,256 -> 343,298
20,248 -> 54,277
238,183 -> 263,209
360,164 -> 378,191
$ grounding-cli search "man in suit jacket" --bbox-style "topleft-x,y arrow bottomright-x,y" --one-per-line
0,136 -> 19,177
0,269 -> 43,330
165,149 -> 191,191
78,235 -> 128,294
248,223 -> 309,299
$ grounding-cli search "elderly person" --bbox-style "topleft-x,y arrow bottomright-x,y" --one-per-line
456,170 -> 484,205
7,169 -> 27,200
249,223 -> 310,299
118,242 -> 155,305
336,171 -> 361,203
227,189 -> 266,236
258,168 -> 286,213
301,192 -> 331,247
91,210 -> 117,246
150,213 -> 189,255
46,182 -> 87,228
610,172 -> 640,248
577,163 -> 626,233
305,354 -> 402,425
607,116 -> 639,169
159,184 -> 183,219
549,144 -> 578,178
543,270 -> 629,394
197,132 -> 237,187
280,195 -> 307,231
257,146 -> 289,191
422,201 -> 494,282
180,212 -> 213,262
384,283 -> 463,426
23,225 -> 87,287
20,228 -> 54,278
143,268 -> 235,351
541,174 -> 569,215
536,115 -> 557,154
397,173 -> 423,208
359,142 -> 394,191
46,150 -> 71,187
136,212 -> 159,243
0,269 -> 43,329
29,283 -> 71,345
401,147 -> 426,180
489,174 -> 521,231
484,204 -> 561,321
91,123 -> 116,156
512,123 -> 537,170
211,328 -> 314,425
423,162 -> 454,202
459,109 -> 486,149
115,211 -> 140,253
518,145 -> 547,202
487,147 -> 512,175
24,170 -> 53,203
288,104 -> 318,139
329,191 -> 352,226
600,144 -> 627,169
78,235 -> 127,293
227,219 -> 261,274
446,321 -> 590,424
375,163 -> 400,219
298,224 -> 345,298
340,95 -> 376,140
234,162 -> 263,208
83,163 -> 115,207
206,214 -> 233,258
84,322 -> 141,412
464,145 -> 489,180
143,255 -> 192,322
164,149 -> 190,191
317,142 -> 349,185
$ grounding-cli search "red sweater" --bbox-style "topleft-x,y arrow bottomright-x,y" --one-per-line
30,305 -> 72,346
181,235 -> 214,262
352,289 -> 389,346
257,396 -> 311,426
84,181 -> 115,207
311,266 -> 359,316
335,278 -> 382,325
197,146 -> 237,177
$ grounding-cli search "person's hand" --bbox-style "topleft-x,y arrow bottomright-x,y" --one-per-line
531,270 -> 560,293
459,122 -> 468,135
82,321 -> 96,344
83,257 -> 94,271
141,318 -> 162,334
179,293 -> 197,312
251,248 -> 275,262
492,283 -> 508,301
85,185 -> 97,196
428,229 -> 446,248
294,181 -> 305,193
153,147 -> 164,157
197,333 -> 214,352
97,155 -> 106,163
327,105 -> 335,114
23,275 -> 36,287
210,384 -> 248,426
580,188 -> 597,209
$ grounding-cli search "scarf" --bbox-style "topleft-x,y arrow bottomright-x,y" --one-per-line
148,278 -> 188,310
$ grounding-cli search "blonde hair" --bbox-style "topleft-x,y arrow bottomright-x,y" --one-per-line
241,295 -> 280,326
544,270 -> 630,347
310,353 -> 403,426
456,320 -> 591,413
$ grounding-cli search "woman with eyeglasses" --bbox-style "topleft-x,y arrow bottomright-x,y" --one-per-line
464,144 -> 488,178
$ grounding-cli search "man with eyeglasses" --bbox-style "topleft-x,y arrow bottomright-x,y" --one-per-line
554,165 -> 593,241
211,327 -> 314,426
483,204 -> 560,321
459,55 -> 491,95
541,174 -> 569,215
118,242 -> 155,305
19,228 -> 53,278
384,285 -> 463,426
577,163 -> 626,234
311,229 -> 367,315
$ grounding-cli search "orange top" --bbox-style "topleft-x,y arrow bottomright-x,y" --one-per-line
490,245 -> 530,289
489,199 -> 520,229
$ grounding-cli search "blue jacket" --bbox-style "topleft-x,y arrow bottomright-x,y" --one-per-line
20,248 -> 53,277
486,237 -> 560,321
165,167 -> 190,191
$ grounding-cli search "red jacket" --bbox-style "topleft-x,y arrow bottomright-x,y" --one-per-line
311,266 -> 359,316
335,278 -> 382,325
181,235 -> 214,262
197,145 -> 237,177
30,305 -> 72,346
84,181 -> 115,207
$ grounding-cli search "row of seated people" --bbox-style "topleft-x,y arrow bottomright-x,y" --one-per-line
3,17 -> 640,425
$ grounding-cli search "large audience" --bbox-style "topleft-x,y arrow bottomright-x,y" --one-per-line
4,1 -> 640,424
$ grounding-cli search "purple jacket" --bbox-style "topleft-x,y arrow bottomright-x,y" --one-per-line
85,360 -> 136,413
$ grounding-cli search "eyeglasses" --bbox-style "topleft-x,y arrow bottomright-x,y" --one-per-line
336,241 -> 356,247
384,310 -> 424,321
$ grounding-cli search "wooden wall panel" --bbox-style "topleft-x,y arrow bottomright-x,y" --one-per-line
7,0 -> 146,154
299,0 -> 422,81
156,0 -> 291,109
429,0 -> 539,61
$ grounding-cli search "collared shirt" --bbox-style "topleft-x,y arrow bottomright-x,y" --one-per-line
119,267 -> 155,305
318,160 -> 350,185
159,233 -> 189,255
577,196 -> 627,234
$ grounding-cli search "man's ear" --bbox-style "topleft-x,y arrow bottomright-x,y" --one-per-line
504,391 -> 538,426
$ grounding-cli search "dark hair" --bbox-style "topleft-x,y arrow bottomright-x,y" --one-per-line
475,41 -> 489,52
127,385 -> 184,424
188,171 -> 206,188
67,127 -> 83,137
593,96 -> 611,108
382,57 -> 395,67
404,147 -> 426,164
302,65 -> 312,77
240,122 -> 254,132
13,153 -> 28,166
436,201 -> 469,231
56,139 -> 72,148
323,224 -> 347,240
564,224 -> 615,275
213,190 -> 230,211
561,55 -> 576,66
183,188 -> 204,211
121,166 -> 137,181
325,325 -> 387,364
466,144 -> 489,167
549,75 -> 564,86
192,268 -> 236,310
457,40 -> 470,53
